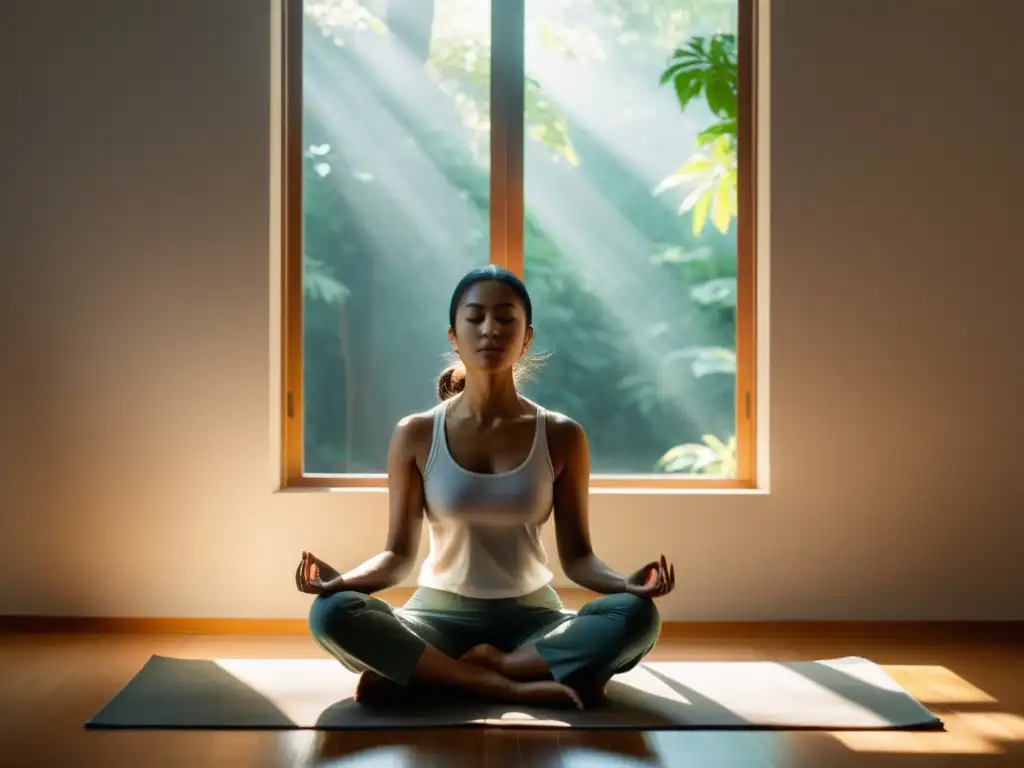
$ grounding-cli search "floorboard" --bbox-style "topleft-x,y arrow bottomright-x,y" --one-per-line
0,627 -> 1020,767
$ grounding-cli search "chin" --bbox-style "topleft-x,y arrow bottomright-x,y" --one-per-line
469,354 -> 517,373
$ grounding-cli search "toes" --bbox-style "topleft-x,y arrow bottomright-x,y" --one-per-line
566,686 -> 583,710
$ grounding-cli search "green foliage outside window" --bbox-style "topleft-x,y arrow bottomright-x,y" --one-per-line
299,0 -> 741,476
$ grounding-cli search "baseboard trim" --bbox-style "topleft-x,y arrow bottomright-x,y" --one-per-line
2,586 -> 1021,639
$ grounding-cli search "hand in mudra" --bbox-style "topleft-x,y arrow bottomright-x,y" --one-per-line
295,551 -> 342,595
625,554 -> 675,599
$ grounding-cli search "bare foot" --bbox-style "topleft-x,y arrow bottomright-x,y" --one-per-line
577,683 -> 609,709
354,671 -> 472,708
460,645 -> 600,709
459,643 -> 505,671
355,658 -> 584,710
354,671 -> 403,707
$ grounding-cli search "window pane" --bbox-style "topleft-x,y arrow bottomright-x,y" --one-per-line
301,0 -> 491,473
521,0 -> 740,476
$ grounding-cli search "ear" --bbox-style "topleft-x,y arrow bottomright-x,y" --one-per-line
521,325 -> 534,356
448,326 -> 457,350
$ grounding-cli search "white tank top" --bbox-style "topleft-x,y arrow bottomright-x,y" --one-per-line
417,398 -> 555,598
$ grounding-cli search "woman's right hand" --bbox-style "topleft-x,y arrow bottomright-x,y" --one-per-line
295,551 -> 343,595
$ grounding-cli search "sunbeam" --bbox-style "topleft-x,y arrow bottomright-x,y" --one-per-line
304,30 -> 487,270
520,0 -> 740,433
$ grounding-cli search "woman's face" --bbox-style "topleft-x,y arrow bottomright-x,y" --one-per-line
450,280 -> 532,372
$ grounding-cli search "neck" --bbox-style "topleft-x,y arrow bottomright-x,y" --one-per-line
457,371 -> 522,422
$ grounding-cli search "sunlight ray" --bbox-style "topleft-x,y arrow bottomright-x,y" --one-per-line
522,153 -> 711,419
304,33 -> 486,270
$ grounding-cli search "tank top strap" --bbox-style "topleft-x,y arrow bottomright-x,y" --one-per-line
533,404 -> 555,479
423,400 -> 449,478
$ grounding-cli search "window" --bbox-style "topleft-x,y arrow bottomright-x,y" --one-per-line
280,0 -> 758,489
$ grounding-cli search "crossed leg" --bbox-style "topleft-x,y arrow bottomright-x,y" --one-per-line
460,593 -> 661,705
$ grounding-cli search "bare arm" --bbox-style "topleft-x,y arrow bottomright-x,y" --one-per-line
332,417 -> 426,594
551,416 -> 629,594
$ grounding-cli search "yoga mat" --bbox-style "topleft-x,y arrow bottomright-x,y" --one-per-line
85,655 -> 942,731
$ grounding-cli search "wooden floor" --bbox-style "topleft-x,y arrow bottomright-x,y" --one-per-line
1,626 -> 1022,767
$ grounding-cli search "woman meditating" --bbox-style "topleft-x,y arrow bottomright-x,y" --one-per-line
296,266 -> 675,709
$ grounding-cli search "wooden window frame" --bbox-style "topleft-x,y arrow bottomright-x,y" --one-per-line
279,0 -> 760,491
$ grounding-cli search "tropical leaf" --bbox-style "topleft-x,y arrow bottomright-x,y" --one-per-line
654,134 -> 737,236
690,277 -> 737,307
656,442 -> 718,473
660,33 -> 737,115
678,346 -> 737,377
657,32 -> 739,236
697,119 -> 737,145
705,76 -> 735,118
711,168 -> 735,232
691,189 -> 712,236
657,433 -> 736,475
650,245 -> 714,265
303,255 -> 349,306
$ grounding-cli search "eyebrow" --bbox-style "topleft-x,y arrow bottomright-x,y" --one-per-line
464,302 -> 516,310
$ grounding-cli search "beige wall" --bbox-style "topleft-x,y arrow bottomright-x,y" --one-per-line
1,0 -> 1020,621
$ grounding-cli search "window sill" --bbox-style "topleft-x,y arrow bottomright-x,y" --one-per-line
275,476 -> 770,496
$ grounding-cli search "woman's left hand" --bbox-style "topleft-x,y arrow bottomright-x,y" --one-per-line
624,554 -> 675,599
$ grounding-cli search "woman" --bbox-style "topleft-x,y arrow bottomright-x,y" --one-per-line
296,265 -> 675,709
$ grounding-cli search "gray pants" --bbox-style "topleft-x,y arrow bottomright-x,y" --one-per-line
308,584 -> 660,690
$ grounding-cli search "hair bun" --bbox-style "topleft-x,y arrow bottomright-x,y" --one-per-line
437,363 -> 467,401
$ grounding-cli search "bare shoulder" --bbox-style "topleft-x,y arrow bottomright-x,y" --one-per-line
542,408 -> 585,439
541,408 -> 588,476
392,407 -> 438,467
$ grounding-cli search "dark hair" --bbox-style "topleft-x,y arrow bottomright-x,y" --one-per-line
447,265 -> 532,329
437,265 -> 540,401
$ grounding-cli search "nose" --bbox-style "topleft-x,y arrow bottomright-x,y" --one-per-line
481,316 -> 500,337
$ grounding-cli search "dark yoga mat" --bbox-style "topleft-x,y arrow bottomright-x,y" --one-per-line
85,655 -> 943,731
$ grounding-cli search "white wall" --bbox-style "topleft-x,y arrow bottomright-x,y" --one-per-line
1,0 -> 1021,621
